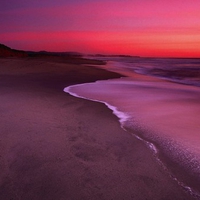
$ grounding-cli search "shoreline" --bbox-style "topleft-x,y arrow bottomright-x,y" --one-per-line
94,60 -> 200,196
65,60 -> 200,199
0,57 -> 196,199
65,82 -> 200,199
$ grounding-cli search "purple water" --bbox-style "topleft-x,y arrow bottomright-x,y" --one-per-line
64,57 -> 200,198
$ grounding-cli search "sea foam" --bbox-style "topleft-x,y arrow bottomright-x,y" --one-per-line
64,57 -> 200,198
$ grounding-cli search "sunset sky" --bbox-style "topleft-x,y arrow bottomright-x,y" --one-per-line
1,0 -> 200,57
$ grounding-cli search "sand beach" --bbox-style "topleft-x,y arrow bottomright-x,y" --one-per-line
0,57 -> 196,199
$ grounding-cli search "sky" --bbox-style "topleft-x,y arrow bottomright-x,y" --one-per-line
1,0 -> 200,57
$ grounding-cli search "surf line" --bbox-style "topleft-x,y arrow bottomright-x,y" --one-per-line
64,83 -> 200,199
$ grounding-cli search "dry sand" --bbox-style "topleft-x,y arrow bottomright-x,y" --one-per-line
0,57 -> 196,199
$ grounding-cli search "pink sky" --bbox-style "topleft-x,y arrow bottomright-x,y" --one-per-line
1,0 -> 200,57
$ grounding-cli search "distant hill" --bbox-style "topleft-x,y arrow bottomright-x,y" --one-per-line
27,50 -> 83,57
90,54 -> 140,58
0,44 -> 106,65
0,43 -> 84,58
0,43 -> 28,57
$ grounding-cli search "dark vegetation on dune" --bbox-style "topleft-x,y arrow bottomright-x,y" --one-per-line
0,43 -> 27,57
0,43 -> 106,65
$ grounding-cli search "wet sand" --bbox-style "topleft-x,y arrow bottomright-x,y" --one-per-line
0,57 -> 196,199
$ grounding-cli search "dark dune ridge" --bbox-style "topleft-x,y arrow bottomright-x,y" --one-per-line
0,50 -> 197,199
0,43 -> 27,57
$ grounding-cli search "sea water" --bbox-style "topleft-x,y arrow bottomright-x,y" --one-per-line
64,57 -> 200,198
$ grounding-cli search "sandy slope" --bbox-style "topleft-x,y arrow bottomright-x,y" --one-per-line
0,57 -> 195,199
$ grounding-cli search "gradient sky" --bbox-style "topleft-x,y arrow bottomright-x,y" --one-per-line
1,0 -> 200,57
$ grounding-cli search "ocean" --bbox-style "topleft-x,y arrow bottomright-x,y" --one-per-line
64,56 -> 200,198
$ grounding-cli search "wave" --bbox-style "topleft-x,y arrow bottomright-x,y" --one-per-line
64,56 -> 200,198
64,82 -> 200,199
